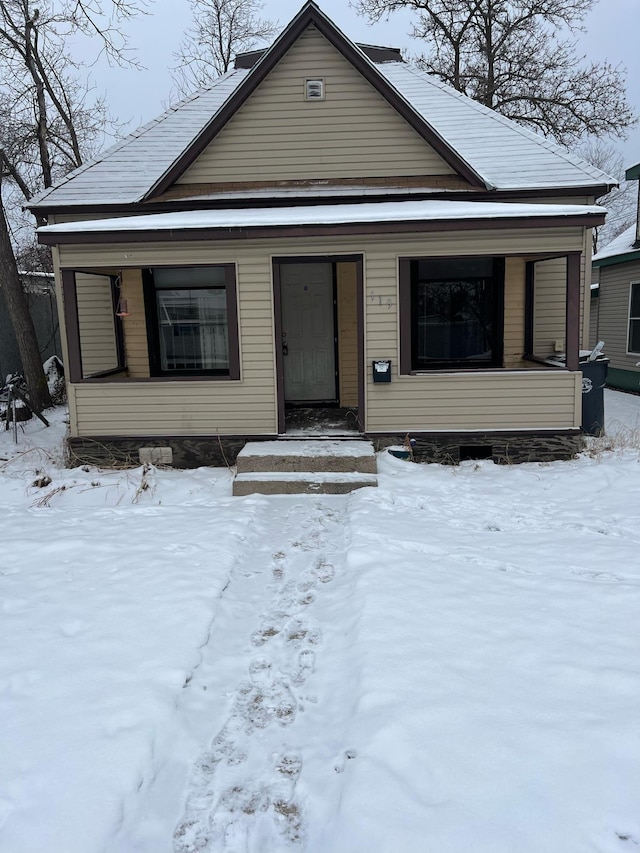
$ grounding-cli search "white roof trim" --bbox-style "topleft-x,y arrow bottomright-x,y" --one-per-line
38,200 -> 605,237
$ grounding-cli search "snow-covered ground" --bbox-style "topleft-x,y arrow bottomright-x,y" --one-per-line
1,394 -> 639,853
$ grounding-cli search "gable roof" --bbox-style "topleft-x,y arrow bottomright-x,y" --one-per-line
29,1 -> 616,213
144,1 -> 487,198
381,63 -> 615,193
29,68 -> 250,209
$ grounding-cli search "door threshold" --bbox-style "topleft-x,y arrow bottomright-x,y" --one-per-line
284,406 -> 361,436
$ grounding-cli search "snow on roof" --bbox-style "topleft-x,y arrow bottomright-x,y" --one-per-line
38,199 -> 605,238
592,224 -> 639,264
29,69 -> 250,209
379,63 -> 615,192
29,38 -> 615,210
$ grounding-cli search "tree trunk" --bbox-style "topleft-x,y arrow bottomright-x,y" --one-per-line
0,195 -> 51,412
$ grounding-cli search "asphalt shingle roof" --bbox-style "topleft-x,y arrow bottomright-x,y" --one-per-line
380,63 -> 614,192
30,70 -> 249,208
30,44 -> 615,209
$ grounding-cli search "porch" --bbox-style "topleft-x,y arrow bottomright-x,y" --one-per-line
40,198 -> 601,464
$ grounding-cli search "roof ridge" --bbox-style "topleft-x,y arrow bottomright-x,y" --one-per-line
392,62 -> 617,188
29,68 -> 248,207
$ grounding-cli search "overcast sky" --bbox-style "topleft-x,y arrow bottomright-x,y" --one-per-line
89,0 -> 640,173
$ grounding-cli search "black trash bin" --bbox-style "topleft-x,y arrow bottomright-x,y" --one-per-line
580,355 -> 609,436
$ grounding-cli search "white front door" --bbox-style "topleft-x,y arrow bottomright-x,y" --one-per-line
280,263 -> 336,402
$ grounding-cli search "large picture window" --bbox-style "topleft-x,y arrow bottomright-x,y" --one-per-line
400,257 -> 504,372
145,266 -> 239,378
628,282 -> 640,354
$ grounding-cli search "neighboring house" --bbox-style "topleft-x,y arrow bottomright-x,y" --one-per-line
0,272 -> 61,381
591,163 -> 640,394
32,2 -> 613,466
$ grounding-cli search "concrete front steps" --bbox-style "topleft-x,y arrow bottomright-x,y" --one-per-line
233,439 -> 378,496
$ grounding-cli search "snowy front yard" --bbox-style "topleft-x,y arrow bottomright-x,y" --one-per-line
1,393 -> 639,853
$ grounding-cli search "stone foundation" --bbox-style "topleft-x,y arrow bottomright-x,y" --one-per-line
67,429 -> 584,469
370,431 -> 584,465
66,435 -> 267,469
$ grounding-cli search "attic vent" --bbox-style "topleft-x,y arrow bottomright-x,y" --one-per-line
305,78 -> 324,100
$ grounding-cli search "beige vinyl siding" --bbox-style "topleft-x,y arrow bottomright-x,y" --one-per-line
59,225 -> 586,437
521,197 -> 593,350
532,258 -> 566,357
178,26 -> 454,185
364,249 -> 578,432
597,261 -> 640,372
366,371 -> 581,431
74,382 -> 276,436
58,227 -> 585,269
336,261 -> 358,407
76,273 -> 119,376
120,269 -> 149,377
75,255 -> 277,436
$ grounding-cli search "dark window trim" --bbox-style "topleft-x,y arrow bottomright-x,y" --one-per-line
61,270 -> 126,382
110,275 -> 126,370
143,264 -> 240,380
61,269 -> 83,383
399,255 -> 504,374
628,280 -> 640,355
524,261 -> 535,358
565,252 -> 581,371
87,367 -> 128,379
524,253 -> 581,370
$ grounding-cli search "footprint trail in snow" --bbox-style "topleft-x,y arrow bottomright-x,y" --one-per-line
173,498 -> 347,852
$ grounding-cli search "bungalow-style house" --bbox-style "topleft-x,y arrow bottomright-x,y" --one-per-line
33,2 -> 613,467
591,163 -> 640,394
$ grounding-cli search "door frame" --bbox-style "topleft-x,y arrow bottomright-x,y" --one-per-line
273,254 -> 365,434
279,260 -> 339,405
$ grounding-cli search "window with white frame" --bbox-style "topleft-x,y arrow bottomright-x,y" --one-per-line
629,282 -> 640,354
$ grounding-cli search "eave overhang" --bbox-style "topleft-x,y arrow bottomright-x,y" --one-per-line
592,250 -> 640,269
31,184 -> 614,219
624,163 -> 640,181
38,200 -> 606,246
142,1 -> 490,201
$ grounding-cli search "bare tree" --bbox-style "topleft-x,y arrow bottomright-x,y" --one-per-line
172,0 -> 277,96
354,0 -> 636,146
0,0 -> 145,412
575,139 -> 636,254
0,164 -> 52,407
